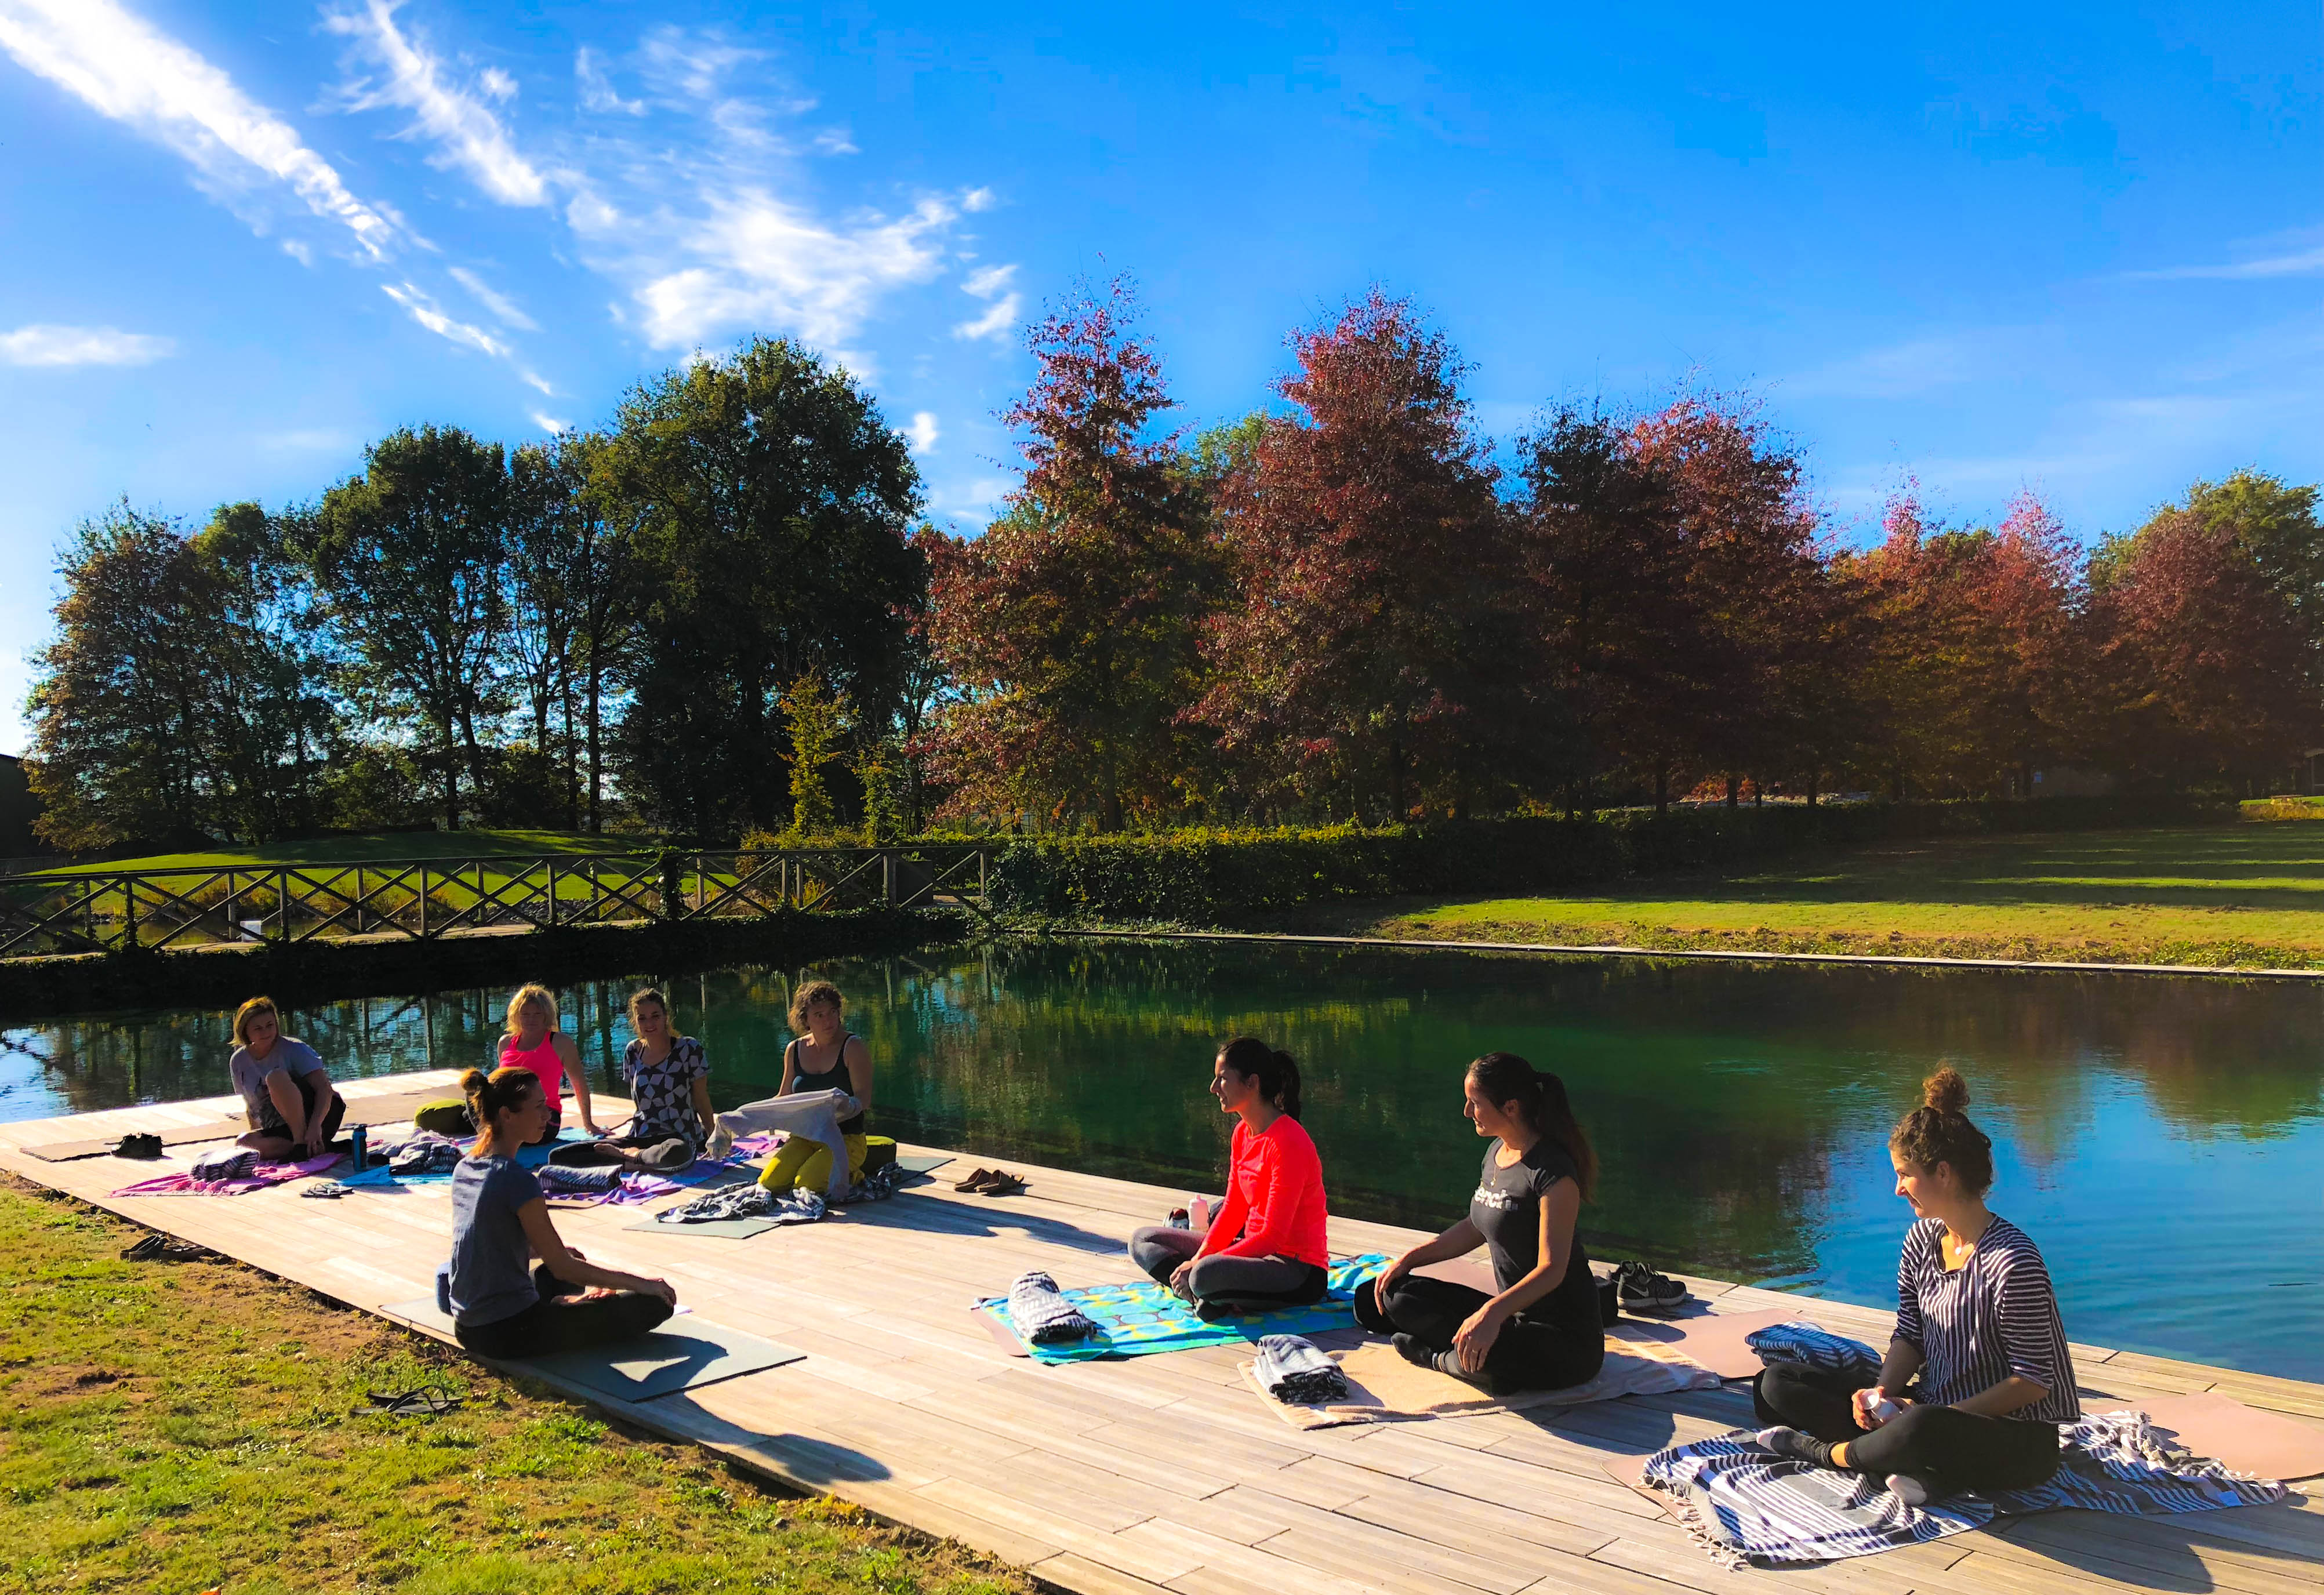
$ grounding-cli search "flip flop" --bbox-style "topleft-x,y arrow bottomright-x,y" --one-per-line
119,1234 -> 213,1263
954,1167 -> 998,1191
362,1385 -> 462,1418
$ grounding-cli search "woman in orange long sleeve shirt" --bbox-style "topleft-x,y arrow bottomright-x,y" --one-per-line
1128,1038 -> 1331,1318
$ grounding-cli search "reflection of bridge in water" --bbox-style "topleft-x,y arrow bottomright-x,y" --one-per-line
0,845 -> 993,961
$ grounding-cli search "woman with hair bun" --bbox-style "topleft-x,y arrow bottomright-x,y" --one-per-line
1359,1052 -> 1606,1395
435,1065 -> 675,1358
1128,1038 -> 1330,1317
1752,1068 -> 2077,1503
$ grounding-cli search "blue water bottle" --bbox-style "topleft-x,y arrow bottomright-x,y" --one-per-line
350,1121 -> 368,1172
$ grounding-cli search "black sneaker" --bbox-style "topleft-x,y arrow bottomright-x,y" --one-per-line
112,1133 -> 163,1160
1613,1259 -> 1688,1315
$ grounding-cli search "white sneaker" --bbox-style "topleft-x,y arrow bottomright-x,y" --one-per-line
1886,1473 -> 1933,1506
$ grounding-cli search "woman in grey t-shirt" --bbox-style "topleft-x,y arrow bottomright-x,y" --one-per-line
437,1066 -> 676,1359
1359,1053 -> 1606,1396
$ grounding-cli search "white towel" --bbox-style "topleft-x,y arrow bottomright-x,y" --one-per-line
706,1088 -> 858,1200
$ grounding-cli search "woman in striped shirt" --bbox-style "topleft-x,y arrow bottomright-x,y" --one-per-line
1754,1068 -> 2078,1503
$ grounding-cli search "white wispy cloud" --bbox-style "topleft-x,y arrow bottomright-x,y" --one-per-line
954,261 -> 1022,343
575,45 -> 642,115
325,0 -> 547,208
381,281 -> 510,358
608,189 -> 960,350
0,0 -> 397,258
529,410 -> 569,434
906,410 -> 939,452
449,266 -> 538,329
0,322 -> 175,366
2124,244 -> 2324,282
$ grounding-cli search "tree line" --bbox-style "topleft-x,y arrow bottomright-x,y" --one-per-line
23,281 -> 2324,851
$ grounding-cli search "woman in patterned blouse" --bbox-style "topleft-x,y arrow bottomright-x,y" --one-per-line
1752,1068 -> 2078,1504
620,988 -> 714,1152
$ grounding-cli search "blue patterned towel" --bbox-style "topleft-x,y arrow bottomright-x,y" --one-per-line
978,1255 -> 1389,1363
1644,1412 -> 2288,1567
1744,1321 -> 1884,1386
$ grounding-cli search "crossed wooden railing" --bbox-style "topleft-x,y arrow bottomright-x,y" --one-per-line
0,846 -> 992,960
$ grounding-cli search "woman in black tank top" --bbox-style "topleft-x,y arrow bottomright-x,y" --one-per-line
757,979 -> 874,1193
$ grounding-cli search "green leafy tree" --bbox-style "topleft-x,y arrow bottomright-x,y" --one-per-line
779,671 -> 848,837
306,425 -> 511,830
602,337 -> 925,840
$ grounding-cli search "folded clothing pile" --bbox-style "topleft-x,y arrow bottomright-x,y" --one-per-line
1254,1334 -> 1347,1404
653,1184 -> 825,1226
383,1132 -> 467,1178
1007,1271 -> 1099,1345
1745,1321 -> 1885,1385
188,1147 -> 257,1182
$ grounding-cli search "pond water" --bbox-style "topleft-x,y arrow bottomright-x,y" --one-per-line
7,939 -> 2322,1382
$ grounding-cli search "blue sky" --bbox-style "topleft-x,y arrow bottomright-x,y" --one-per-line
1,1 -> 2318,756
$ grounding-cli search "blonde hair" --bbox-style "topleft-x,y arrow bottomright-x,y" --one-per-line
787,979 -> 843,1034
231,995 -> 280,1048
461,1065 -> 543,1156
504,983 -> 558,1035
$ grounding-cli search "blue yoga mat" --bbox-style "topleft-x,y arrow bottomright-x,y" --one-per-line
978,1254 -> 1389,1363
342,1126 -> 594,1187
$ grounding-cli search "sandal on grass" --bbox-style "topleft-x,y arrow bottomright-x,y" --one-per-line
362,1385 -> 462,1418
120,1233 -> 213,1263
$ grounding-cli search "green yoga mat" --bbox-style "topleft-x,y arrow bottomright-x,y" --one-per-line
978,1254 -> 1388,1363
383,1298 -> 804,1398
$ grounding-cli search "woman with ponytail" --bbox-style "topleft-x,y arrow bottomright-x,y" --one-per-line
1128,1038 -> 1331,1317
1359,1053 -> 1606,1396
1752,1069 -> 2076,1503
435,1066 -> 676,1358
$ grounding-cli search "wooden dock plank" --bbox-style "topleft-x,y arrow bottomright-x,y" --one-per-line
1,1088 -> 2318,1595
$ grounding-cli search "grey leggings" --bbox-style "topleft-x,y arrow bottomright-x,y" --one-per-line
1128,1225 -> 1327,1310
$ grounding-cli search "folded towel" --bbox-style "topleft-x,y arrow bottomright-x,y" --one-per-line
188,1148 -> 257,1182
1007,1270 -> 1100,1345
1745,1321 -> 1884,1385
1255,1333 -> 1348,1404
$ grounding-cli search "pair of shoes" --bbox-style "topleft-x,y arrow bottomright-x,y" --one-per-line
112,1133 -> 164,1159
120,1233 -> 212,1263
300,1181 -> 349,1199
956,1168 -> 1026,1196
955,1167 -> 996,1190
1612,1259 -> 1688,1315
362,1385 -> 461,1418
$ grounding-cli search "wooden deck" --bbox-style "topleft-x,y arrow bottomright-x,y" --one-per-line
5,1069 -> 2321,1595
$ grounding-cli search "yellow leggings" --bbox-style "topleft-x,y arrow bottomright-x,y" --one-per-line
758,1132 -> 868,1194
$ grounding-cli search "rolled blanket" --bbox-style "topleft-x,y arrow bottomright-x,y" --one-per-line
536,1165 -> 622,1197
1746,1321 -> 1884,1385
1255,1333 -> 1348,1404
1007,1271 -> 1099,1345
188,1147 -> 257,1182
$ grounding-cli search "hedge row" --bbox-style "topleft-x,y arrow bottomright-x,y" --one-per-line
987,794 -> 2227,924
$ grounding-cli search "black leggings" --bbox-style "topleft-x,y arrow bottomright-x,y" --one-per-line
1372,1274 -> 1604,1397
1127,1226 -> 1328,1310
1754,1363 -> 2061,1492
258,1071 -> 346,1156
454,1264 -> 673,1360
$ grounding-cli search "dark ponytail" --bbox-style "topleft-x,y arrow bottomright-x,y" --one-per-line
462,1064 -> 543,1156
1218,1037 -> 1302,1120
1889,1067 -> 1995,1195
1468,1052 -> 1596,1201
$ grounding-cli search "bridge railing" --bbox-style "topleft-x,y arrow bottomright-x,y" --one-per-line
0,845 -> 993,960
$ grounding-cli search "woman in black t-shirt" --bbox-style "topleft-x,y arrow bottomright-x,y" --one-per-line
1358,1053 -> 1606,1395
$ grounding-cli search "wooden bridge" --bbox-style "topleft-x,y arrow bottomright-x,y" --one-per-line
0,845 -> 995,960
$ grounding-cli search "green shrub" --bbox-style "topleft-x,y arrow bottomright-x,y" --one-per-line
989,794 -> 2226,924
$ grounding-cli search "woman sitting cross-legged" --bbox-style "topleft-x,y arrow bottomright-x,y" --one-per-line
1127,1038 -> 1330,1318
1752,1068 -> 2077,1504
436,1066 -> 676,1359
1359,1052 -> 1607,1396
551,987 -> 711,1171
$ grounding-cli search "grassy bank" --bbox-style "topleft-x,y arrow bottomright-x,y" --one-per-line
0,1176 -> 1025,1595
1314,823 -> 2324,968
40,830 -> 642,875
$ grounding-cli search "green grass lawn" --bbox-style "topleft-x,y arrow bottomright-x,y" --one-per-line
0,1177 -> 1026,1595
1339,822 -> 2324,968
49,830 -> 650,875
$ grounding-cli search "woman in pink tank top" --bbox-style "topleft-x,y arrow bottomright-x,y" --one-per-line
499,984 -> 601,1142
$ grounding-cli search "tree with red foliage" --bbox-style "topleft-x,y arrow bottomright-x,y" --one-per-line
1197,292 -> 1555,820
923,278 -> 1215,830
2085,510 -> 2319,789
1840,488 -> 2083,797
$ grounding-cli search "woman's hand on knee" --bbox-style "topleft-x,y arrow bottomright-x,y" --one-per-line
1377,1249 -> 1418,1298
